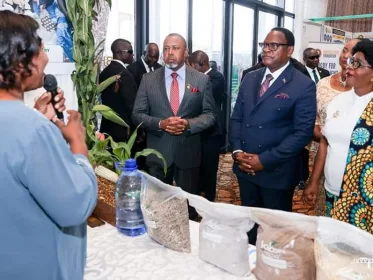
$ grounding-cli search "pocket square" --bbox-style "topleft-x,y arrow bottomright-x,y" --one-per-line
274,93 -> 290,99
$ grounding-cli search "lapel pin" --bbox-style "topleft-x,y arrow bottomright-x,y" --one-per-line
187,84 -> 191,90
282,78 -> 286,83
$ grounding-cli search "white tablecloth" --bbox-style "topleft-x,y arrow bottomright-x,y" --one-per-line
85,221 -> 257,280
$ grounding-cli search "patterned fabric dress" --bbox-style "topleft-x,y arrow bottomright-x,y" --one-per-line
326,99 -> 373,234
310,76 -> 347,216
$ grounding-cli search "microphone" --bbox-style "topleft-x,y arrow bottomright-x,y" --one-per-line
43,74 -> 64,121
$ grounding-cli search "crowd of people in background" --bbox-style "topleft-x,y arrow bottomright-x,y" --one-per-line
100,26 -> 373,238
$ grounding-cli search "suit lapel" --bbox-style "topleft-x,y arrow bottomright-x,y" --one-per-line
177,66 -> 193,115
251,64 -> 294,113
248,68 -> 265,115
158,67 -> 174,114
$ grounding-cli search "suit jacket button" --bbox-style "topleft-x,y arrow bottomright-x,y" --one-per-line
247,124 -> 250,127
278,108 -> 281,111
258,145 -> 261,148
258,126 -> 262,128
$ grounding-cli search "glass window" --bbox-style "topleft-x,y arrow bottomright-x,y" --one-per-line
258,11 -> 278,44
263,0 -> 284,8
285,0 -> 295,13
103,0 -> 135,67
231,5 -> 254,111
149,0 -> 188,55
192,0 -> 223,70
284,16 -> 294,32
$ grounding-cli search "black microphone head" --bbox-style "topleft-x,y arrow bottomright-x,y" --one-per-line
43,74 -> 58,91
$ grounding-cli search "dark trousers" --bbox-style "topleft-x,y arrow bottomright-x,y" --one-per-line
148,164 -> 199,220
238,178 -> 294,245
199,135 -> 224,202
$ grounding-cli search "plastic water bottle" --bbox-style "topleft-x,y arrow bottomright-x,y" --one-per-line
115,159 -> 146,236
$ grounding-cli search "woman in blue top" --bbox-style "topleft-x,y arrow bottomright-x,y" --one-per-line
0,11 -> 97,280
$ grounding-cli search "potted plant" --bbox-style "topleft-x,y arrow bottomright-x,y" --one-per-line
66,0 -> 166,225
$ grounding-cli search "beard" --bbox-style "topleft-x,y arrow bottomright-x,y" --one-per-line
165,63 -> 180,69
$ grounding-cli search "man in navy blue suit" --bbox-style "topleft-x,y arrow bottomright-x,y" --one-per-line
230,27 -> 316,245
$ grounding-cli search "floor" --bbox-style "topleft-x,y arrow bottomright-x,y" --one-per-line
215,153 -> 314,215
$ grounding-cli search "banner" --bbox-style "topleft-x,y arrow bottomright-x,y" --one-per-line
322,25 -> 348,44
308,42 -> 343,75
1,0 -> 78,110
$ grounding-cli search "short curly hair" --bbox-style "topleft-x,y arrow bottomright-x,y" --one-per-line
0,11 -> 42,90
352,39 -> 373,68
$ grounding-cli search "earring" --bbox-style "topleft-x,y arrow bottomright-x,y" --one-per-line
371,78 -> 373,82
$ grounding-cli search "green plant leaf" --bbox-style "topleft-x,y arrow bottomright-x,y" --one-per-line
86,123 -> 96,142
135,149 -> 167,175
96,74 -> 119,93
127,123 -> 142,152
92,105 -> 129,127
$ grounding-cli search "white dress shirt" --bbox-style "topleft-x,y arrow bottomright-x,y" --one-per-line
164,64 -> 186,103
305,65 -> 321,83
261,61 -> 290,86
204,68 -> 212,75
111,59 -> 127,69
323,90 -> 373,195
233,61 -> 290,154
141,56 -> 153,73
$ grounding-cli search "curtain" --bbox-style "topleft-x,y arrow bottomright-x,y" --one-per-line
92,0 -> 111,71
326,0 -> 373,32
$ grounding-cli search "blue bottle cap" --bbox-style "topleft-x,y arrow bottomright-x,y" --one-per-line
124,158 -> 138,171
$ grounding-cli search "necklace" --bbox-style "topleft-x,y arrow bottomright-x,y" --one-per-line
339,75 -> 347,87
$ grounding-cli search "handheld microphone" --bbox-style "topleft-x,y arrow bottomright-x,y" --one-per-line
43,74 -> 64,121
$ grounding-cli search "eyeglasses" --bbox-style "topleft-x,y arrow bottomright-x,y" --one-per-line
347,57 -> 373,69
117,49 -> 133,55
259,42 -> 288,51
307,55 -> 320,60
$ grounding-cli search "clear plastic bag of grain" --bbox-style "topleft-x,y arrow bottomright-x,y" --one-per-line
251,208 -> 318,280
140,172 -> 191,253
315,217 -> 373,280
186,193 -> 255,276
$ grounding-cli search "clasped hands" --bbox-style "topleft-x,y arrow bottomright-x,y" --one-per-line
235,152 -> 263,175
159,117 -> 189,135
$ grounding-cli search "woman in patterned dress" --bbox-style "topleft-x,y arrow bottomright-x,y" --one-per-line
305,40 -> 373,234
304,39 -> 360,216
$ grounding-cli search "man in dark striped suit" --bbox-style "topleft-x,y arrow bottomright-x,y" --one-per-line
132,33 -> 216,219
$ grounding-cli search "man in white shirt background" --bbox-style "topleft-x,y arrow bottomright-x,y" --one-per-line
303,47 -> 330,84
128,43 -> 162,88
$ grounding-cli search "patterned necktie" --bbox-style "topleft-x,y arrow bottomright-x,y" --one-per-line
170,72 -> 179,115
259,74 -> 273,97
312,69 -> 319,84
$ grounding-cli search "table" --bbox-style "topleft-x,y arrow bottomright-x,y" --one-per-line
85,221 -> 257,280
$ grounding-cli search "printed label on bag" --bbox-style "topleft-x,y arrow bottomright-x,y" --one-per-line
202,231 -> 223,244
144,217 -> 157,229
262,254 -> 287,269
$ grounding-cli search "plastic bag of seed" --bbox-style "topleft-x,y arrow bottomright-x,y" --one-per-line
251,208 -> 318,280
186,193 -> 255,276
315,217 -> 373,280
140,172 -> 191,253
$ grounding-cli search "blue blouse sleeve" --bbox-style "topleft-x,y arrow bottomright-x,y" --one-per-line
21,122 -> 98,227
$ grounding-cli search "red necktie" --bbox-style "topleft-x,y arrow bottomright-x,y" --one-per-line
170,72 -> 179,115
259,74 -> 273,97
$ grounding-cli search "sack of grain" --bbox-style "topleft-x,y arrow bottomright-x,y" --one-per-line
186,193 -> 254,276
140,172 -> 191,253
251,208 -> 318,280
315,217 -> 373,280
